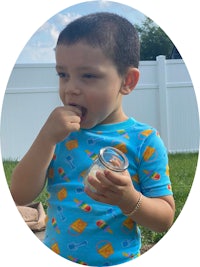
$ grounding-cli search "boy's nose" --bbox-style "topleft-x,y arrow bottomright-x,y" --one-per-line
65,82 -> 81,96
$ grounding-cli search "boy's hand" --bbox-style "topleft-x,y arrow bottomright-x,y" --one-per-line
84,169 -> 139,213
40,105 -> 82,145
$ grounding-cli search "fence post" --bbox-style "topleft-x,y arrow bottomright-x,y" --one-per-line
156,55 -> 169,149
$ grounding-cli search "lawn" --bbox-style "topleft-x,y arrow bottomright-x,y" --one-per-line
3,152 -> 198,247
141,152 -> 198,246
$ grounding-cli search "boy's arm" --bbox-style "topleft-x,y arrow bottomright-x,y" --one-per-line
85,170 -> 175,233
10,106 -> 82,205
10,132 -> 55,205
119,191 -> 175,233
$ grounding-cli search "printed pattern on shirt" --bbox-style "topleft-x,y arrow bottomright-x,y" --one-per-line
43,118 -> 172,266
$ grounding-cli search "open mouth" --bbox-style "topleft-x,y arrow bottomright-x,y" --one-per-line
69,104 -> 87,119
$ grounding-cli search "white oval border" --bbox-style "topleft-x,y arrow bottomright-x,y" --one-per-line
0,1 -> 199,266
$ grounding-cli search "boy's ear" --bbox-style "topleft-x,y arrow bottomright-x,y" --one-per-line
120,68 -> 140,95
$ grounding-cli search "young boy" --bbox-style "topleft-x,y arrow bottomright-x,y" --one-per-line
11,12 -> 175,266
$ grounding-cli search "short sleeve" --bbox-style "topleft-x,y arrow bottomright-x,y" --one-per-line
137,130 -> 173,197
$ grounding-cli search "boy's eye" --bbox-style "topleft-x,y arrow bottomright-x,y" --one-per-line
83,73 -> 97,79
57,72 -> 68,79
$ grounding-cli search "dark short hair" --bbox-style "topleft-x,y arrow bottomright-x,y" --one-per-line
57,12 -> 140,75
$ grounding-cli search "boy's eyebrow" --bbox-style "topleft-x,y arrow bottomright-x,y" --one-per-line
77,66 -> 101,71
56,65 -> 102,72
55,65 -> 65,70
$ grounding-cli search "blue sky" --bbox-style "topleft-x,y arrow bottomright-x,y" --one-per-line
16,0 -> 146,63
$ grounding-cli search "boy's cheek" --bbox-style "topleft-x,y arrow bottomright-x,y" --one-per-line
88,92 -> 111,108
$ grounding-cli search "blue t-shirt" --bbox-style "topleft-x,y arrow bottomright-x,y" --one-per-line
43,118 -> 172,266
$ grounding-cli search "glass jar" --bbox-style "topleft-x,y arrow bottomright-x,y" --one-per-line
84,146 -> 129,192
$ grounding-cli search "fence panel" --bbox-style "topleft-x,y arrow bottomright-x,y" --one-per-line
1,58 -> 199,160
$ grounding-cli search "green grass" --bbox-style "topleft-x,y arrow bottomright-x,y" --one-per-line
3,160 -> 49,210
3,152 -> 199,246
141,152 -> 198,245
168,153 -> 198,218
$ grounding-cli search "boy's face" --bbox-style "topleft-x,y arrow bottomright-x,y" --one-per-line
56,42 -> 127,129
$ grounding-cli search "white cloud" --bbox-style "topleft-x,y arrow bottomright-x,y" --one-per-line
16,12 -> 81,63
55,12 -> 81,27
98,0 -> 110,9
49,24 -> 59,45
16,1 -> 145,64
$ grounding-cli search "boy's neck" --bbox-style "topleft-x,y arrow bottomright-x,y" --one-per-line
100,108 -> 128,126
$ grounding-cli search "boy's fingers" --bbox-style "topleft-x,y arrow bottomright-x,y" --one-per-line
87,173 -> 119,195
95,171 -> 113,187
64,105 -> 82,118
103,170 -> 129,186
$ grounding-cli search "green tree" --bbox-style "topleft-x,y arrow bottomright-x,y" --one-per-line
136,18 -> 174,60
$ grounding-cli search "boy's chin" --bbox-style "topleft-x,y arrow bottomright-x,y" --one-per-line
80,123 -> 95,130
80,119 -> 98,130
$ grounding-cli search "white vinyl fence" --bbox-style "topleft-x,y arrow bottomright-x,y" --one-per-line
1,56 -> 199,160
